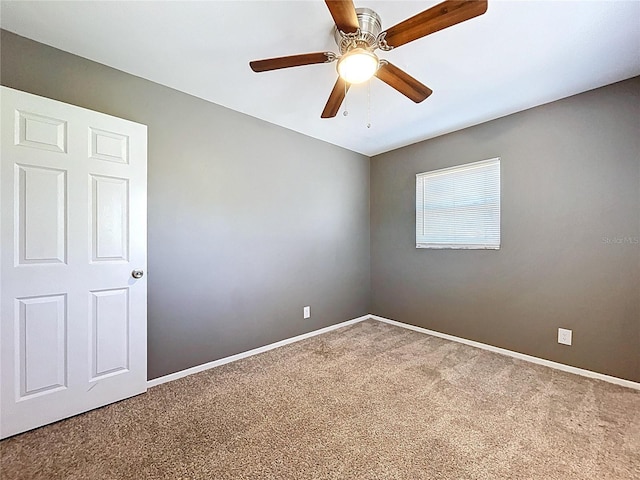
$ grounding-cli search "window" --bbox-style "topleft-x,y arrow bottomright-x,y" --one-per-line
416,157 -> 500,249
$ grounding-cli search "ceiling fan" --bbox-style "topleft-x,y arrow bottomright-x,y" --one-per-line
250,0 -> 488,118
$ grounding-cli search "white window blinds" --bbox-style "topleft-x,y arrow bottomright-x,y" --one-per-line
416,158 -> 500,249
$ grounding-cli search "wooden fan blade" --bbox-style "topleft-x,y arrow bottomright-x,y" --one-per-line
325,0 -> 359,34
321,77 -> 350,118
250,52 -> 334,72
375,62 -> 433,103
380,0 -> 488,49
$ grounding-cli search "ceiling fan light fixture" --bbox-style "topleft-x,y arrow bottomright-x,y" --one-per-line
337,48 -> 379,84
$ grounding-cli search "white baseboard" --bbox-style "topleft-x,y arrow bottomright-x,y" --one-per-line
148,313 -> 639,392
147,315 -> 370,388
369,314 -> 640,391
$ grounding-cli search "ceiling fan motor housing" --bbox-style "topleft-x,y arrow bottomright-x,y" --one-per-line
334,8 -> 382,53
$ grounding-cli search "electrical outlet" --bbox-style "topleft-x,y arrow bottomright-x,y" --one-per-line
558,328 -> 572,346
303,306 -> 310,319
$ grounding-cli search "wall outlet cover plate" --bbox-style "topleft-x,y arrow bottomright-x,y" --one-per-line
558,328 -> 572,346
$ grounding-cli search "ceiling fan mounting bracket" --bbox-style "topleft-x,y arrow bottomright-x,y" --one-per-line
376,32 -> 393,52
335,29 -> 364,55
324,52 -> 338,63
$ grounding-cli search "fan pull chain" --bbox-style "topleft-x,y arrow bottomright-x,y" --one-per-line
343,80 -> 349,117
367,79 -> 371,129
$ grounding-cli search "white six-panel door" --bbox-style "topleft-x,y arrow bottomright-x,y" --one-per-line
0,86 -> 147,439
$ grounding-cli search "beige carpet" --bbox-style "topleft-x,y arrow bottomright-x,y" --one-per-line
1,319 -> 639,479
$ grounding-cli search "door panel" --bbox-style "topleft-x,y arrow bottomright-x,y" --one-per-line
15,110 -> 67,153
89,128 -> 128,164
16,164 -> 67,264
1,86 -> 147,439
90,288 -> 129,380
18,294 -> 67,397
91,175 -> 129,261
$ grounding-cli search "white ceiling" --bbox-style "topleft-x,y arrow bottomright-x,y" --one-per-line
2,1 -> 639,156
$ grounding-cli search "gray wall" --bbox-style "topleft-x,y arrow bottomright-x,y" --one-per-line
371,77 -> 640,382
1,30 -> 371,380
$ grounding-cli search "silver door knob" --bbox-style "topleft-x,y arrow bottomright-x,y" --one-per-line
131,269 -> 144,279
